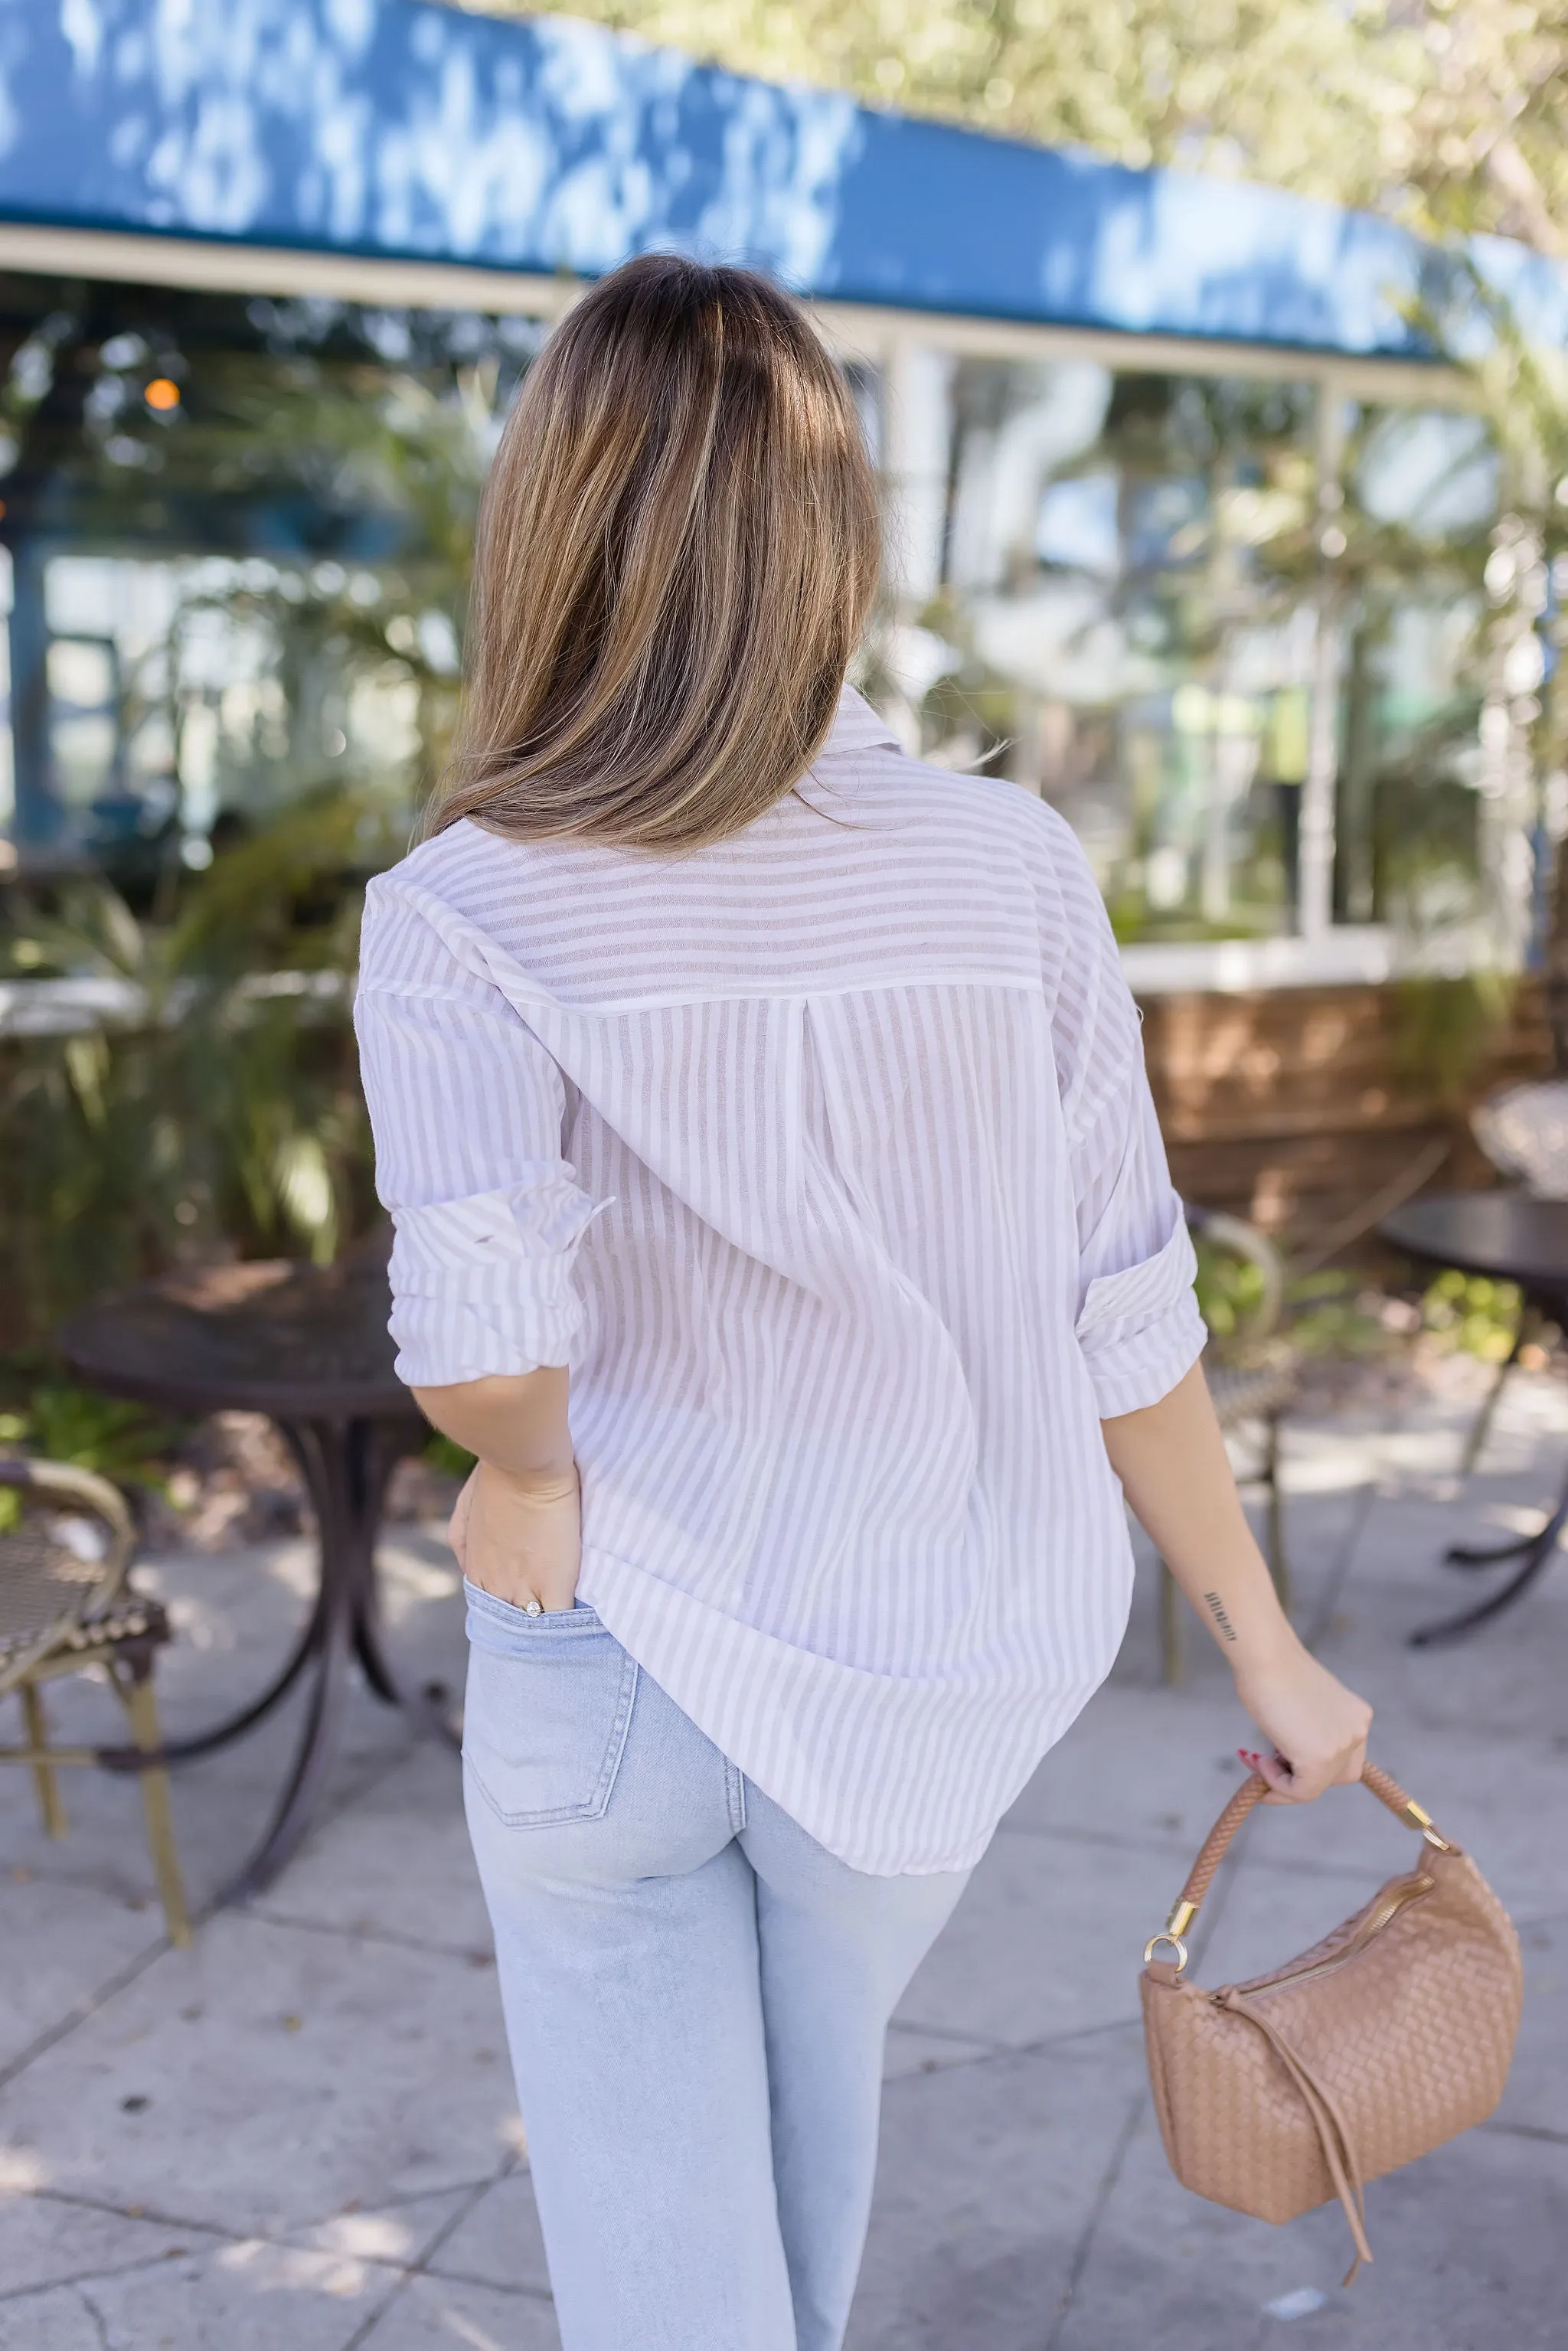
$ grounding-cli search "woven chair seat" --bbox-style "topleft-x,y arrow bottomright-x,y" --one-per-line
0,1589 -> 170,1667
0,1500 -> 167,1673
1204,1347 -> 1300,1429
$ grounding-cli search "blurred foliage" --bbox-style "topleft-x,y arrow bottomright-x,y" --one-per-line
424,1432 -> 478,1480
1422,1266 -> 1524,1362
0,1388 -> 175,1486
0,789 -> 392,1359
469,2 -> 1568,256
1194,1233 -> 1403,1373
1191,1238 -> 1269,1345
1390,971 -> 1522,1108
1194,1239 -> 1394,1364
1283,1271 -> 1402,1362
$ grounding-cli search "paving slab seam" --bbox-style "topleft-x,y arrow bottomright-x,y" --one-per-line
890,2011 -> 1146,2078
305,2258 -> 413,2351
1479,2118 -> 1568,2147
69,2279 -> 112,2351
0,2228 -> 229,2304
343,2153 -> 527,2351
887,2017 -> 1013,2054
0,2184 -> 299,2264
1009,2013 -> 1143,2055
2,2183 -> 248,2235
2,1855 -> 174,1902
0,1929 -> 173,2095
0,2167 -> 530,2268
415,2259 -> 556,2304
301,2170 -> 527,2220
239,1901 -> 495,1967
1040,2088 -> 1148,2351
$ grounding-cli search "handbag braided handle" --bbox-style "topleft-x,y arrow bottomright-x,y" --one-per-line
1144,1761 -> 1454,1971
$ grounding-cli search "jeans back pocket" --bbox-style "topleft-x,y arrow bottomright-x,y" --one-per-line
462,1585 -> 639,1828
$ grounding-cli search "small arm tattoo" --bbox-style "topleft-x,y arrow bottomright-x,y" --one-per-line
1202,1591 -> 1238,1643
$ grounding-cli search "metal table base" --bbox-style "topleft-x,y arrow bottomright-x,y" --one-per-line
63,1255 -> 452,1905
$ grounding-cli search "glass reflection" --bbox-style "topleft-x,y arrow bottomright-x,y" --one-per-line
1331,406 -> 1498,930
872,358 -> 1319,942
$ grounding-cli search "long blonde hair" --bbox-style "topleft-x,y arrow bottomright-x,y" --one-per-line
429,254 -> 881,853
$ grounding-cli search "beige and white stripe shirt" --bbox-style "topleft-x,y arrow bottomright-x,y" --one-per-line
355,687 -> 1204,1874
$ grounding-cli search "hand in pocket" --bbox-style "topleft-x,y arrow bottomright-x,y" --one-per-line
449,1461 -> 581,1613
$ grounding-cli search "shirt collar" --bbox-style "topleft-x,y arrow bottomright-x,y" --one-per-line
821,682 -> 900,760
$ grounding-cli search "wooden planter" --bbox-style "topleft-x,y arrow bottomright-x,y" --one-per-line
1140,978 -> 1553,1250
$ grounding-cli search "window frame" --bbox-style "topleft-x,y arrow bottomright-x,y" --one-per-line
0,224 -> 1522,994
820,307 -> 1510,998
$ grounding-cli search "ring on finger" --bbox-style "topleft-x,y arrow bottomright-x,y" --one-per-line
523,1598 -> 543,1617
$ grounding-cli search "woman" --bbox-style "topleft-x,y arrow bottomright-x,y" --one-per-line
355,254 -> 1370,2351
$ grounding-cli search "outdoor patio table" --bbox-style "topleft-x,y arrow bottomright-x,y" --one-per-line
59,1252 -> 444,1902
1380,1188 -> 1568,1647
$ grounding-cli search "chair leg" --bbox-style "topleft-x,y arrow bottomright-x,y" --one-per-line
1263,1415 -> 1291,1618
21,1682 -> 68,1838
1459,1319 -> 1530,1478
115,1664 -> 191,1948
1159,1560 -> 1182,1685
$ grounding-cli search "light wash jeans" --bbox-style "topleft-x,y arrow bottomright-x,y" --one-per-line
462,1582 -> 972,2351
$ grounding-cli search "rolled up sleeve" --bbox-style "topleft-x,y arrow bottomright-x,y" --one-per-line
354,879 -> 603,1387
1050,843 -> 1207,1418
1074,1203 -> 1205,1418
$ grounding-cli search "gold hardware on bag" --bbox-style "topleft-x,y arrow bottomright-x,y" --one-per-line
1400,1796 -> 1454,1851
1143,1897 -> 1197,1973
1138,1760 -> 1522,2283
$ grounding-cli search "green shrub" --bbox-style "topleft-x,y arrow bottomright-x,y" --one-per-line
1422,1268 -> 1522,1363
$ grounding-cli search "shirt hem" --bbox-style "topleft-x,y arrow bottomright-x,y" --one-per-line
574,1540 -> 1128,1877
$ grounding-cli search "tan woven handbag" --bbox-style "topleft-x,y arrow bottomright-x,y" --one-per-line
1140,1762 -> 1521,2281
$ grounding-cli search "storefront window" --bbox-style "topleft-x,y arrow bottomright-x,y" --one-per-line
871,358 -> 1320,942
1331,405 -> 1498,930
0,282 -> 1515,968
0,273 -> 546,883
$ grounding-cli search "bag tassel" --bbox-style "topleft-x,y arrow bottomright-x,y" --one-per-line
1216,1987 -> 1374,2286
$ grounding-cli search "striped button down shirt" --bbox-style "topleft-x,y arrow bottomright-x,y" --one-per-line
354,687 -> 1204,1874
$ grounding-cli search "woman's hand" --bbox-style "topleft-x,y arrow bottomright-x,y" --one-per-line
448,1459 -> 581,1614
1232,1634 -> 1373,1804
410,1370 -> 578,1611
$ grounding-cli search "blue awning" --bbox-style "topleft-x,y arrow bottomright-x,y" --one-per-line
2,0 -> 1564,358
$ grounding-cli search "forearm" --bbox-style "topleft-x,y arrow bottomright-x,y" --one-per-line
410,1368 -> 573,1490
1099,1358 -> 1371,1801
1101,1360 -> 1295,1667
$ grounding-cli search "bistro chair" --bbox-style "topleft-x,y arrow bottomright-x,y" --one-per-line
1161,1207 -> 1299,1685
0,1457 -> 190,1944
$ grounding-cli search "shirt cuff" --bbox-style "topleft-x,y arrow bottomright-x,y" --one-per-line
387,1166 -> 603,1386
1075,1213 -> 1207,1418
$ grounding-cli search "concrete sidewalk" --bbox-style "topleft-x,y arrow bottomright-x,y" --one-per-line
2,1369 -> 1565,2350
